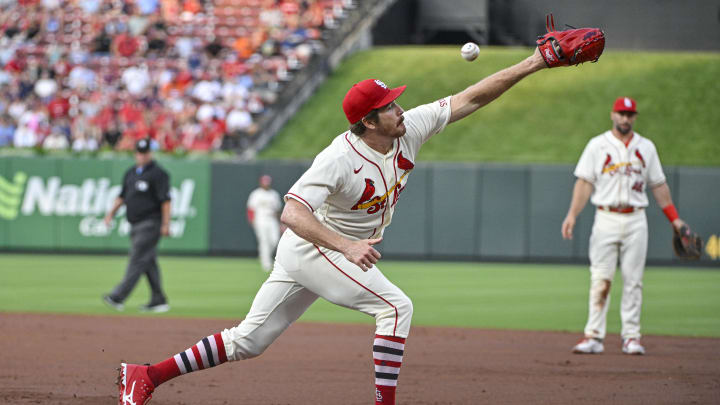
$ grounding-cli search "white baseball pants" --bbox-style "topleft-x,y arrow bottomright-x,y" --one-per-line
253,218 -> 281,272
221,230 -> 413,361
584,208 -> 647,340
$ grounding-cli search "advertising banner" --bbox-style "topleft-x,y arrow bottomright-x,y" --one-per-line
0,156 -> 209,252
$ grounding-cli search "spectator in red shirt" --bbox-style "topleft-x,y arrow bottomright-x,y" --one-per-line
47,94 -> 70,119
113,33 -> 141,57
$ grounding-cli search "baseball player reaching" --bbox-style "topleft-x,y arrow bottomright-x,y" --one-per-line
247,174 -> 283,272
116,34 -> 605,404
562,97 -> 688,355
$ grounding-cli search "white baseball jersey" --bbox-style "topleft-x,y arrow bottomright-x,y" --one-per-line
285,96 -> 452,240
247,188 -> 282,222
574,131 -> 666,208
219,96 -> 453,361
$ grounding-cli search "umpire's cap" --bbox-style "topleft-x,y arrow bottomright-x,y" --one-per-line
342,79 -> 406,124
135,138 -> 151,153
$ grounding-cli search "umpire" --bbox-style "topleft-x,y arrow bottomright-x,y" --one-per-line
102,138 -> 172,313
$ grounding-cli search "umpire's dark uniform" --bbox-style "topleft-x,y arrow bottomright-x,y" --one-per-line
104,139 -> 171,312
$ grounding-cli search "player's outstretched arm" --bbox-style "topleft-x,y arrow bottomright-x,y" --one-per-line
281,199 -> 382,271
448,48 -> 546,124
561,178 -> 593,240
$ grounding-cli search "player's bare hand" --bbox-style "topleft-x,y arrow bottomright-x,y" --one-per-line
561,215 -> 576,240
103,214 -> 113,227
343,238 -> 383,272
161,223 -> 170,237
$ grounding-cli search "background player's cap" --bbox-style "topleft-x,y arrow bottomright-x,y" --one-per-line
612,97 -> 638,113
135,138 -> 151,153
342,79 -> 406,124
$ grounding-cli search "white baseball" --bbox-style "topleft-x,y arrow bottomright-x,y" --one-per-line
461,42 -> 479,62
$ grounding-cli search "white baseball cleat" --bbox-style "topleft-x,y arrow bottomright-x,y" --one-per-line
622,338 -> 645,355
572,337 -> 604,354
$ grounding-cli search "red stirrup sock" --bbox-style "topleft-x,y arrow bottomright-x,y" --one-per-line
373,334 -> 406,405
147,333 -> 228,387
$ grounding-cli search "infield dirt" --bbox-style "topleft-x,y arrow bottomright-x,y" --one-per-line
1,313 -> 718,404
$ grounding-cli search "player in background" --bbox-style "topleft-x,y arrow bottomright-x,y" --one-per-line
246,174 -> 283,272
562,97 -> 687,355
117,47 -> 586,405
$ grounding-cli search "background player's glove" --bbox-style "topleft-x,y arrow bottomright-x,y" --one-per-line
672,224 -> 703,260
536,14 -> 605,68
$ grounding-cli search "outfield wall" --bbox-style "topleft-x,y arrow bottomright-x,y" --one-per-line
0,156 -> 210,253
1,156 -> 718,265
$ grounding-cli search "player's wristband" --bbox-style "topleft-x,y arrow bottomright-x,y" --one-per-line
662,204 -> 679,223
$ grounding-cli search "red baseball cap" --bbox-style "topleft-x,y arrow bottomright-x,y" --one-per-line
613,97 -> 638,113
342,79 -> 406,124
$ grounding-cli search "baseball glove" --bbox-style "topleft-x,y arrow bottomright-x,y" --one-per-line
536,14 -> 605,68
672,225 -> 703,260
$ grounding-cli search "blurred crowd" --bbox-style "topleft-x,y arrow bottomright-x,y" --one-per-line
0,0 -> 352,153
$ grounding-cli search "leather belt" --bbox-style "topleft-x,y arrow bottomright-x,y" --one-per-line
598,206 -> 641,214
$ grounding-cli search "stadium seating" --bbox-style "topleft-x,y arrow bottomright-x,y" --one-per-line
0,0 -> 352,153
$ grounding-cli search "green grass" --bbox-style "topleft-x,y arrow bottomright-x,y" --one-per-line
260,46 -> 720,166
1,254 -> 718,337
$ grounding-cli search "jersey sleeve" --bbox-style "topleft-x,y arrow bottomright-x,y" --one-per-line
403,96 -> 452,148
573,140 -> 597,183
645,142 -> 667,187
285,151 -> 344,212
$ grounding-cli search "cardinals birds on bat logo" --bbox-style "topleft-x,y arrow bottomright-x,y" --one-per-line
352,178 -> 380,213
351,151 -> 416,214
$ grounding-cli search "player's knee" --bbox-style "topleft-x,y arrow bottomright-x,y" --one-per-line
375,295 -> 413,332
590,267 -> 614,281
394,295 -> 414,337
397,295 -> 413,320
